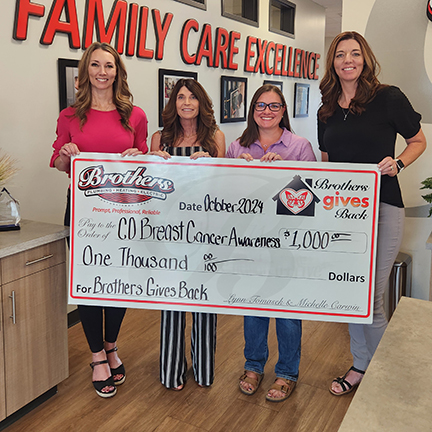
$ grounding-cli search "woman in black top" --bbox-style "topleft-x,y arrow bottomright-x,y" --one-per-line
150,79 -> 225,390
318,31 -> 426,396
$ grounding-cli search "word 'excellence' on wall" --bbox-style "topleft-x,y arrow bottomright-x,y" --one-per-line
13,0 -> 320,80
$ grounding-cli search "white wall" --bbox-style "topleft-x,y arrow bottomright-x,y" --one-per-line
343,0 -> 432,300
0,0 -> 325,227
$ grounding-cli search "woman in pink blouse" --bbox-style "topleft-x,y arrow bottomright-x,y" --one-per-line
227,84 -> 315,402
50,42 -> 148,398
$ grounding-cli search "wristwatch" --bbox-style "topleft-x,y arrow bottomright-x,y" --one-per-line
395,159 -> 405,173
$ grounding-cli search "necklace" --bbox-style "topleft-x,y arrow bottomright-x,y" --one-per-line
92,103 -> 115,111
341,107 -> 350,121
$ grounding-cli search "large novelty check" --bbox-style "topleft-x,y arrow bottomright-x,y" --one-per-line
70,153 -> 380,324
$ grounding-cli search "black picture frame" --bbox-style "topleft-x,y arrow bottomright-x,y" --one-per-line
293,83 -> 310,118
220,76 -> 247,123
58,58 -> 79,112
263,80 -> 283,92
174,0 -> 206,10
158,69 -> 198,127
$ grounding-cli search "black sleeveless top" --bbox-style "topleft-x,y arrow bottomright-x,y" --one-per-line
161,143 -> 204,156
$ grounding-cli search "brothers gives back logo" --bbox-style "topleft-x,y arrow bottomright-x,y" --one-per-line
77,165 -> 174,204
273,175 -> 320,216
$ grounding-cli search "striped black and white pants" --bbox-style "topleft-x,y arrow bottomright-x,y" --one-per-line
160,310 -> 217,388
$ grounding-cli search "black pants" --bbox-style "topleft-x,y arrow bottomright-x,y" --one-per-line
78,305 -> 126,352
64,190 -> 127,352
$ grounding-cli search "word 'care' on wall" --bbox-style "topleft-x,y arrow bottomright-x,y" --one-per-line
13,0 -> 321,79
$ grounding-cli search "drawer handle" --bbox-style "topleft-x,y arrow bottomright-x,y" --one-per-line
25,254 -> 54,266
9,291 -> 16,324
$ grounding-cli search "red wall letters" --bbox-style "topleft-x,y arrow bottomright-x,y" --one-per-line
12,0 -> 320,79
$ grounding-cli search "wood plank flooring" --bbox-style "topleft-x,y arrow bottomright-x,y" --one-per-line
5,309 -> 356,432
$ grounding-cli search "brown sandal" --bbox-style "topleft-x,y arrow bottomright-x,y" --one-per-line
239,371 -> 264,395
265,378 -> 296,402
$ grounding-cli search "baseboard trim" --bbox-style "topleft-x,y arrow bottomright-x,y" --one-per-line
0,387 -> 57,431
68,309 -> 80,328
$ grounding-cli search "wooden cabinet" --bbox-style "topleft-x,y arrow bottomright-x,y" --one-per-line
0,238 -> 68,419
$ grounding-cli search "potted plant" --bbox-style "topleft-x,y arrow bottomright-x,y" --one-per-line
420,176 -> 432,217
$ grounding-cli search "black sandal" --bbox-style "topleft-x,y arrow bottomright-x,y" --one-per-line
90,360 -> 117,398
329,366 -> 365,396
106,346 -> 126,385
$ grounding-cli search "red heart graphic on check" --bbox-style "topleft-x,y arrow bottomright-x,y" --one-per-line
279,188 -> 313,214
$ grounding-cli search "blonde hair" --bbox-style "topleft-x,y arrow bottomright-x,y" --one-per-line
73,42 -> 134,131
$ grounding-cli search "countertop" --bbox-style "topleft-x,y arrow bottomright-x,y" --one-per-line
339,296 -> 432,431
0,219 -> 69,258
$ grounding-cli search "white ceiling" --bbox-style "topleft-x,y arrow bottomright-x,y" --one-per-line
311,0 -> 342,38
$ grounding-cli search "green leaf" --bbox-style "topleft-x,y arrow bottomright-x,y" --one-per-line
420,177 -> 432,190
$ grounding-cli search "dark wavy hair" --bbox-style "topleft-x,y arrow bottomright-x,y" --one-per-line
73,42 -> 134,131
238,84 -> 291,148
319,31 -> 385,123
160,79 -> 219,156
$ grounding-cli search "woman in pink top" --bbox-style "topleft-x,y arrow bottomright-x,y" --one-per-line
50,42 -> 148,398
227,84 -> 315,402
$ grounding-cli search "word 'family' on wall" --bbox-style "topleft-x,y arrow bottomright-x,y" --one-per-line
13,0 -> 320,80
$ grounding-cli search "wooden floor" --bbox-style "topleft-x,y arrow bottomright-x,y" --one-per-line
5,309 -> 356,432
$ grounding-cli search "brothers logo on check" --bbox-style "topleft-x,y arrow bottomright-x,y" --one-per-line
273,175 -> 319,216
78,165 -> 174,204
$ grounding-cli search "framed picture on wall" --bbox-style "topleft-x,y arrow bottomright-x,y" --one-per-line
263,80 -> 283,92
58,58 -> 79,112
293,83 -> 310,118
174,0 -> 206,10
158,69 -> 198,127
220,76 -> 247,123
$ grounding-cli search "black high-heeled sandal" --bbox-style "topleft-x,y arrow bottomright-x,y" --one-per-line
106,347 -> 126,385
90,360 -> 117,398
329,366 -> 365,396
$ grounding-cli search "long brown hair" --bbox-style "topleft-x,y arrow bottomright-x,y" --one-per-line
73,42 -> 134,131
238,84 -> 291,148
160,79 -> 219,156
319,31 -> 384,123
